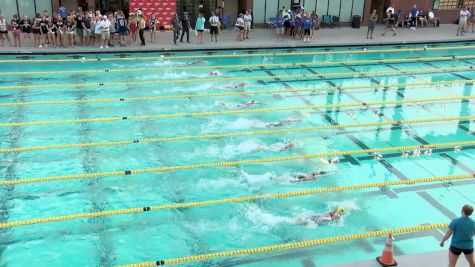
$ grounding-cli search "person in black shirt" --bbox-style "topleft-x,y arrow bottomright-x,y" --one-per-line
32,14 -> 41,47
54,14 -> 64,47
382,10 -> 397,36
20,15 -> 32,46
76,11 -> 84,46
39,15 -> 48,47
180,9 -> 191,43
83,13 -> 92,46
11,15 -> 21,47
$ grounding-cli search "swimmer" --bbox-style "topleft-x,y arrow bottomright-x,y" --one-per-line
237,100 -> 264,108
259,141 -> 296,152
296,207 -> 345,226
292,170 -> 327,182
278,141 -> 295,151
266,119 -> 301,128
224,82 -> 248,89
209,70 -> 220,76
186,59 -> 206,65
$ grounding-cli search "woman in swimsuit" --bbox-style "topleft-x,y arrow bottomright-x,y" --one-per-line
39,15 -> 48,47
46,18 -> 56,47
128,15 -> 137,45
65,17 -> 76,48
293,170 -> 327,182
11,15 -> 21,47
31,14 -> 41,47
21,15 -> 32,47
0,14 -> 11,47
55,14 -> 64,47
296,208 -> 345,226
149,13 -> 158,43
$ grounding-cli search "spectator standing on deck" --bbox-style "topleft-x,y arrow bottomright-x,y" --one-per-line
98,15 -> 111,48
410,5 -> 418,27
209,11 -> 219,43
382,10 -> 397,36
180,9 -> 191,43
440,205 -> 475,267
367,10 -> 377,39
243,10 -> 252,39
236,13 -> 244,41
195,12 -> 205,44
138,14 -> 146,46
457,7 -> 470,36
171,13 -> 182,45
275,12 -> 284,41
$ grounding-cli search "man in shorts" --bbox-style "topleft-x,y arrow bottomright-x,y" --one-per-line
99,15 -> 111,48
302,13 -> 313,43
440,204 -> 475,267
209,11 -> 219,43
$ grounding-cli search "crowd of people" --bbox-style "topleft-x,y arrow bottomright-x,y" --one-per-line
2,3 -> 475,48
0,7 -> 158,48
368,3 -> 475,39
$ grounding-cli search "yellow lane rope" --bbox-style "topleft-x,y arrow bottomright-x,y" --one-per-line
120,223 -> 449,266
1,95 -> 473,128
1,115 -> 473,153
1,55 -> 474,75
0,66 -> 473,90
2,44 -> 475,63
1,140 -> 473,186
0,174 -> 471,229
1,79 -> 474,108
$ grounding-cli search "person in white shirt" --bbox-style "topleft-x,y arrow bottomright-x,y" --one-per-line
236,13 -> 244,41
457,6 -> 470,36
427,10 -> 437,27
209,12 -> 219,43
99,15 -> 111,48
243,10 -> 252,39
386,3 -> 395,15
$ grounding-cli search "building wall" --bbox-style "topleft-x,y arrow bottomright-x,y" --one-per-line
129,0 -> 176,26
0,0 -> 52,20
251,0 -> 366,23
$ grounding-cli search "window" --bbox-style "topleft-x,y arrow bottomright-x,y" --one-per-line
436,0 -> 475,10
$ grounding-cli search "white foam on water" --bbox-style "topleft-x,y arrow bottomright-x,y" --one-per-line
244,204 -> 293,231
204,118 -> 268,132
196,176 -> 245,190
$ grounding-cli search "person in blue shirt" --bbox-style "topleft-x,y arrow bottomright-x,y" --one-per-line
275,14 -> 284,41
440,205 -> 475,267
410,5 -> 418,27
303,14 -> 313,43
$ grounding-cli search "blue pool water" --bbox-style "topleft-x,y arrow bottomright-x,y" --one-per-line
0,42 -> 474,267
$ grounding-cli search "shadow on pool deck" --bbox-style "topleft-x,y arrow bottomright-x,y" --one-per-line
1,24 -> 475,54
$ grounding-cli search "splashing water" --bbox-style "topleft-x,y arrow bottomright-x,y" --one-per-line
204,118 -> 268,132
244,204 -> 294,231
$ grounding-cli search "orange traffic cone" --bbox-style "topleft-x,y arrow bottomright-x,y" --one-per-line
376,233 -> 398,266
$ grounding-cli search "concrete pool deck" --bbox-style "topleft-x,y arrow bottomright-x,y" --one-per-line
330,250 -> 470,267
0,24 -> 475,54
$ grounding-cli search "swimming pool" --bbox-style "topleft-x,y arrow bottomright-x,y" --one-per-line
0,42 -> 474,267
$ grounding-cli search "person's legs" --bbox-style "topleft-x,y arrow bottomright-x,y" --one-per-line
139,29 -> 145,45
180,28 -> 185,42
449,248 -> 460,267
463,251 -> 475,267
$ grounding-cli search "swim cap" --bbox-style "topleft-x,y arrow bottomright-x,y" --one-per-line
337,207 -> 345,214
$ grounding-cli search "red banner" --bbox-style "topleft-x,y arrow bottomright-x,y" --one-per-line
129,0 -> 176,26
